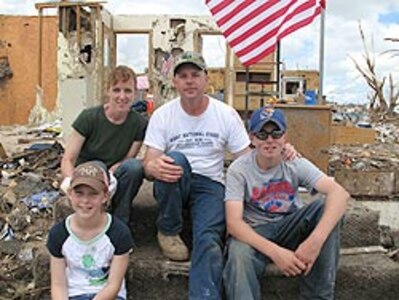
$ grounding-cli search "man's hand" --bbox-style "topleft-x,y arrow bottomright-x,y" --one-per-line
270,245 -> 307,277
146,155 -> 183,183
294,237 -> 323,275
282,143 -> 301,161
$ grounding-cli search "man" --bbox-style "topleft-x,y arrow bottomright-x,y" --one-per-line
61,65 -> 147,224
223,106 -> 350,300
143,51 -> 251,299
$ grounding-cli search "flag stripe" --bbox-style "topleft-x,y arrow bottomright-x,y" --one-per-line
234,0 -> 318,56
221,1 -> 283,38
208,0 -> 238,16
241,6 -> 323,66
228,1 -> 297,49
216,1 -> 259,28
240,8 -> 321,64
206,0 -> 325,67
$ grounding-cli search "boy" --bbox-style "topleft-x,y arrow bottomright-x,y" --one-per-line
48,161 -> 133,300
223,106 -> 350,300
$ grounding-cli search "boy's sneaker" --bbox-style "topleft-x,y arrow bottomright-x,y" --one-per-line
157,231 -> 189,261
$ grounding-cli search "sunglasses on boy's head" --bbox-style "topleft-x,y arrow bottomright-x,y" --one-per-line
254,129 -> 285,140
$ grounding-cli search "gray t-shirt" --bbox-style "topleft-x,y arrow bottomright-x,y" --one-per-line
225,150 -> 323,226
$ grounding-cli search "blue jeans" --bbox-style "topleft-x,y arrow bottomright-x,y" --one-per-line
154,152 -> 226,300
69,294 -> 124,300
223,199 -> 341,300
110,158 -> 144,224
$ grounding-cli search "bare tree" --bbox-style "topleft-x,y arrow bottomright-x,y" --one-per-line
384,37 -> 399,58
351,22 -> 399,117
384,38 -> 399,115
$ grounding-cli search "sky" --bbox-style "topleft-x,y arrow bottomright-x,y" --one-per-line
1,0 -> 399,105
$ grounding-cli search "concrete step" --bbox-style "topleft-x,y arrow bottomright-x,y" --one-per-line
123,182 -> 397,299
46,181 -> 399,300
36,182 -> 396,300
130,181 -> 381,249
52,181 -> 383,249
126,247 -> 399,300
264,252 -> 399,300
340,200 -> 380,248
32,243 -> 399,300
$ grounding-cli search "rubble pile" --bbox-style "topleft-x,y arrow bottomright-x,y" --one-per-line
328,142 -> 399,174
329,103 -> 399,173
0,140 -> 64,299
374,121 -> 399,144
332,103 -> 399,138
331,103 -> 371,127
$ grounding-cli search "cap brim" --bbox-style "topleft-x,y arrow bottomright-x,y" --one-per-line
252,119 -> 285,133
173,62 -> 205,75
70,177 -> 105,193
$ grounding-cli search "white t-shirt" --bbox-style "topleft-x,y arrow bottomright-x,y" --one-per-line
144,97 -> 250,183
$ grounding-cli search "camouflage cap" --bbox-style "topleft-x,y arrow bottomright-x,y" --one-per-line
173,51 -> 207,75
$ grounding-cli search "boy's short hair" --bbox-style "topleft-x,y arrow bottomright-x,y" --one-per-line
70,161 -> 109,193
107,65 -> 137,89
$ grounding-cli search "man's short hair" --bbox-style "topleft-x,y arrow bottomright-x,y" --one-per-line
108,65 -> 137,89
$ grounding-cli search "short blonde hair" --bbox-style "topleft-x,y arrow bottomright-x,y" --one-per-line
107,65 -> 137,89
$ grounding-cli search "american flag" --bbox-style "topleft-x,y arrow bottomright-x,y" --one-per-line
206,0 -> 325,67
161,53 -> 175,76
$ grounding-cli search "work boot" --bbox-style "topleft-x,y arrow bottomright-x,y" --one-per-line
157,231 -> 189,261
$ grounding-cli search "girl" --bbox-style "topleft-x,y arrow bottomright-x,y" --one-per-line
47,161 -> 133,300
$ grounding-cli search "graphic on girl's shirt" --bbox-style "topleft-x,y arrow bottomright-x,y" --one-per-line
81,254 -> 109,286
250,179 -> 296,213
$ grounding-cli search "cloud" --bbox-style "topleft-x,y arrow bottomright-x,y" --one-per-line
0,0 -> 37,14
107,0 -> 208,15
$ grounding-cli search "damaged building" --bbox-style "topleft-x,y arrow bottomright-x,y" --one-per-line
1,1 -> 318,130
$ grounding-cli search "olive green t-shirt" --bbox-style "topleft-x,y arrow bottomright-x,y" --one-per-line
73,106 -> 147,168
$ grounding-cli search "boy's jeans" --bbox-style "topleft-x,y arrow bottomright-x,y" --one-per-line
224,199 -> 341,300
154,151 -> 226,300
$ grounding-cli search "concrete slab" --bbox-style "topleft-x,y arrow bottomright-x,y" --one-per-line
335,170 -> 397,197
362,201 -> 399,230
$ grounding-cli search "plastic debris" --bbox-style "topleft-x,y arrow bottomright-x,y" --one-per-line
21,190 -> 60,209
18,247 -> 34,261
0,222 -> 15,241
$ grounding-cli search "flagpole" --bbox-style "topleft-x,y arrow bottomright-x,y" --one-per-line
276,41 -> 281,99
245,67 -> 249,130
318,7 -> 325,103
